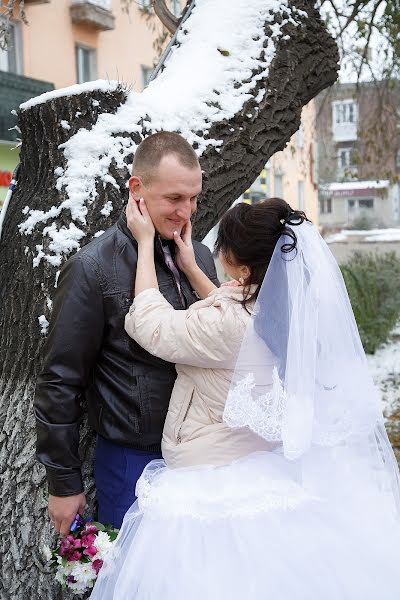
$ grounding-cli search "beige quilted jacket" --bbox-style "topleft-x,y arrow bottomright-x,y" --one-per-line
125,284 -> 271,468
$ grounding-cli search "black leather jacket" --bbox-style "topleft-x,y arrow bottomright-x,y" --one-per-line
34,212 -> 219,497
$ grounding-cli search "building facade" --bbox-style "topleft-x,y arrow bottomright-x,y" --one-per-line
203,101 -> 319,278
316,81 -> 400,230
0,0 -> 182,202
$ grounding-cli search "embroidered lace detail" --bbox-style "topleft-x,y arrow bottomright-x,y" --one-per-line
134,457 -> 319,520
224,367 -> 287,442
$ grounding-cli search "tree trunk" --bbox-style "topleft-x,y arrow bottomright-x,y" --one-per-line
0,1 -> 338,598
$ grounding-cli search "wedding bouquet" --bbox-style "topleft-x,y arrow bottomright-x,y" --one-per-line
43,514 -> 118,595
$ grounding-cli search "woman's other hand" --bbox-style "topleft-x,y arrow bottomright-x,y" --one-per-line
126,197 -> 155,245
174,220 -> 197,275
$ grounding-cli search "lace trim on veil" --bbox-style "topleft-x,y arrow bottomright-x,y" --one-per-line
224,367 -> 286,442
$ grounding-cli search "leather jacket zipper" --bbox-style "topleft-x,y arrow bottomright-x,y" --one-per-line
176,390 -> 194,444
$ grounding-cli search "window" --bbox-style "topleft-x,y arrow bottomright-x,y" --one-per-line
274,174 -> 283,197
334,101 -> 357,125
338,148 -> 356,168
170,0 -> 181,16
348,199 -> 355,209
320,197 -> 332,214
298,180 -> 304,210
141,65 -> 153,88
249,191 -> 265,205
76,45 -> 97,84
0,21 -> 22,74
137,0 -> 152,9
359,199 -> 374,209
78,0 -> 112,8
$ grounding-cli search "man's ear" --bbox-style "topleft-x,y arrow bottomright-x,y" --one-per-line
129,176 -> 141,200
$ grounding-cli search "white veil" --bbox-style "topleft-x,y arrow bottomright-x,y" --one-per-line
224,219 -> 400,519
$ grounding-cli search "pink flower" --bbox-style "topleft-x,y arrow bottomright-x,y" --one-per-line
83,524 -> 98,535
92,559 -> 104,575
67,550 -> 82,562
82,533 -> 97,548
83,545 -> 97,558
60,536 -> 82,555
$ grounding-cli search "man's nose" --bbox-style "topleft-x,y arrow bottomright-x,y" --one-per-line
176,200 -> 193,219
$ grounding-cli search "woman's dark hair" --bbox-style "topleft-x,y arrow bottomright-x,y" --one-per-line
214,197 -> 309,310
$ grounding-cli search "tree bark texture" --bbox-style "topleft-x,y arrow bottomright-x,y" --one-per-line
0,2 -> 339,598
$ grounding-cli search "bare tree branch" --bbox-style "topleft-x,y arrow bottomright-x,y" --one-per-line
355,0 -> 384,82
152,0 -> 180,35
0,0 -> 28,50
340,0 -> 368,33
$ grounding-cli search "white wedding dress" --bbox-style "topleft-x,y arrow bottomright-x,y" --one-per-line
91,221 -> 400,599
91,447 -> 400,600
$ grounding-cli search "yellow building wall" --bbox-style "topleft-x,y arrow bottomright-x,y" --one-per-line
18,0 -> 170,91
271,101 -> 318,225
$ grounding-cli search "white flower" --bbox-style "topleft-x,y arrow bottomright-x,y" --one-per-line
55,563 -> 73,585
93,531 -> 114,560
70,561 -> 97,584
66,562 -> 97,593
42,545 -> 52,562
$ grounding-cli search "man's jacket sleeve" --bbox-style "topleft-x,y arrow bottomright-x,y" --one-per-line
34,255 -> 104,496
195,242 -> 220,287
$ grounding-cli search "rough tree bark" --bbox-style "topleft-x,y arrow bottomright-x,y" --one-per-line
0,2 -> 338,598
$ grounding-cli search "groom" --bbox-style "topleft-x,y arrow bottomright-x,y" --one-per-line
34,131 -> 219,534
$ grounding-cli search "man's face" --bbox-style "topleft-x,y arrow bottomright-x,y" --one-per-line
129,154 -> 202,240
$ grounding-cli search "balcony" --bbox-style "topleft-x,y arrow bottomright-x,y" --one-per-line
332,122 -> 358,143
0,71 -> 54,141
332,100 -> 358,142
70,0 -> 115,31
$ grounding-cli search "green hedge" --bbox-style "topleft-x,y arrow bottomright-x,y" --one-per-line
340,252 -> 400,355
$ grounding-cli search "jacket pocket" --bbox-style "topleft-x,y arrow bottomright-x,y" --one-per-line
176,387 -> 195,444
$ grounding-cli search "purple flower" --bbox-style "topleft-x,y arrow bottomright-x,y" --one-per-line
67,575 -> 77,584
92,559 -> 104,575
67,550 -> 82,562
60,535 -> 82,556
82,533 -> 97,548
83,524 -> 98,535
83,545 -> 97,559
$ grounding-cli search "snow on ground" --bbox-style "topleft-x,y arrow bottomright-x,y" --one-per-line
18,0 -> 309,268
364,231 -> 400,243
367,322 -> 400,417
325,228 -> 400,244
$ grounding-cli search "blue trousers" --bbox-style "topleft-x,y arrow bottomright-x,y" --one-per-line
94,435 -> 162,529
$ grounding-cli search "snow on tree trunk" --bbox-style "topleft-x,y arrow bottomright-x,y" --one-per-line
0,1 -> 338,598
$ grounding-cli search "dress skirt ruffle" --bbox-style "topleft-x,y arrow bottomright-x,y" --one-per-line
91,451 -> 400,600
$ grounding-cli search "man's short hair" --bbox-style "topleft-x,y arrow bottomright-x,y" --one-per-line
132,131 -> 199,184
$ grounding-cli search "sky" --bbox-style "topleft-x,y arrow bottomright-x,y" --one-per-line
321,0 -> 392,83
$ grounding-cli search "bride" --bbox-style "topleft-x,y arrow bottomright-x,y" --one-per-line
91,196 -> 400,599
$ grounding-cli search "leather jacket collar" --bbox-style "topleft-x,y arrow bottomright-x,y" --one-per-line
117,209 -> 168,261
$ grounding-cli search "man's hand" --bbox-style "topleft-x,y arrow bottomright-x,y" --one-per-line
49,493 -> 86,537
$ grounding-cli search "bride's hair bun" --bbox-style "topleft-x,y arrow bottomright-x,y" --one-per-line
214,197 -> 310,306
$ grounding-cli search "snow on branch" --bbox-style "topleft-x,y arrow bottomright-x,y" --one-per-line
18,0 -> 310,268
